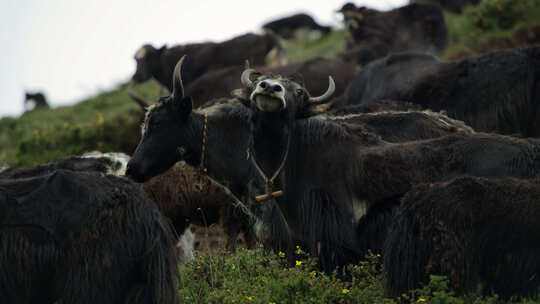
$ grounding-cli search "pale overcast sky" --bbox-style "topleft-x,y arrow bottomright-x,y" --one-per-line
0,0 -> 406,118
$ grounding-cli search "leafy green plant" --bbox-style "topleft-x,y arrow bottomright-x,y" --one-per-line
179,247 -> 394,304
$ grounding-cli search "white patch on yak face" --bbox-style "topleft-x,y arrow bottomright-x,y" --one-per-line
140,103 -> 162,137
250,79 -> 286,112
135,47 -> 147,60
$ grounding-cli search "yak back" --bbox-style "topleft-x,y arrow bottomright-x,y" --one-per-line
141,161 -> 239,231
322,109 -> 473,143
0,170 -> 152,244
0,156 -> 123,180
385,175 -> 540,297
341,47 -> 540,136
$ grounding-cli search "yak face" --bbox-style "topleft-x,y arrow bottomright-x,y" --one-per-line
249,76 -> 302,113
239,69 -> 336,119
126,96 -> 195,182
132,44 -> 166,83
126,56 -> 199,182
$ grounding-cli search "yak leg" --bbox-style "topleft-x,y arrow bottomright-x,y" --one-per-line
243,225 -> 258,249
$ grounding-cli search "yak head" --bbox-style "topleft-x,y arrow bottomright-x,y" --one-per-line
237,67 -> 335,120
126,56 -> 200,182
131,44 -> 167,83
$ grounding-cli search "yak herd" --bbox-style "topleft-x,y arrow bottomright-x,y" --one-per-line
3,0 -> 540,302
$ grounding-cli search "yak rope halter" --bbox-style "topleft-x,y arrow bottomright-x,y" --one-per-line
247,131 -> 290,202
193,112 -> 208,192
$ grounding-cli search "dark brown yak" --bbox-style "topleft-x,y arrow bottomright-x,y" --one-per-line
141,161 -> 257,252
0,169 -> 178,304
385,176 -> 540,299
338,2 -> 447,65
130,32 -> 284,92
184,57 -> 356,108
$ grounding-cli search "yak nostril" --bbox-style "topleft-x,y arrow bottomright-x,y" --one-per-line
273,85 -> 282,92
259,81 -> 267,89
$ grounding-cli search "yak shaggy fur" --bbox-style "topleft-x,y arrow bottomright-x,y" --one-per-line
385,176 -> 540,299
0,170 -> 179,304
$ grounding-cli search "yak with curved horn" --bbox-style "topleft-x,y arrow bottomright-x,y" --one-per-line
237,62 -> 540,275
125,56 -> 478,262
126,56 -> 292,253
238,67 -> 369,274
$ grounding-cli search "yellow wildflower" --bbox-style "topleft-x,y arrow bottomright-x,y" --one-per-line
295,245 -> 303,254
246,296 -> 253,301
63,122 -> 69,128
342,289 -> 350,294
231,264 -> 236,270
310,271 -> 317,277
269,302 -> 276,304
417,297 -> 426,302
295,260 -> 302,266
278,251 -> 285,258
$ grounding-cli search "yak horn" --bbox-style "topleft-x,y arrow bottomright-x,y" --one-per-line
308,76 -> 335,104
126,84 -> 150,109
172,55 -> 186,103
241,68 -> 256,88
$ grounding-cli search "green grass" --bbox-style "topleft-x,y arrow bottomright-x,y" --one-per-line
284,30 -> 346,63
443,0 -> 540,59
0,80 -> 162,166
179,247 -> 540,304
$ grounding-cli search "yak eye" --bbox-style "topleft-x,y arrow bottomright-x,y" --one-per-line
296,89 -> 304,96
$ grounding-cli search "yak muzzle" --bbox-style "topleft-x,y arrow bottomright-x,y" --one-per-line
250,80 -> 286,112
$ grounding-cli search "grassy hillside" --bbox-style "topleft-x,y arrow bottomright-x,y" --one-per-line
0,80 -> 161,166
443,0 -> 540,59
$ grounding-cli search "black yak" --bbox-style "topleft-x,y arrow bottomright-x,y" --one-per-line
0,169 -> 178,304
385,176 -> 540,299
337,3 -> 447,65
237,60 -> 540,273
24,91 -> 50,110
125,57 -> 480,267
336,47 -> 540,137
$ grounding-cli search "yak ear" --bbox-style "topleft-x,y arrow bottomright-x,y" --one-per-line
231,89 -> 250,107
